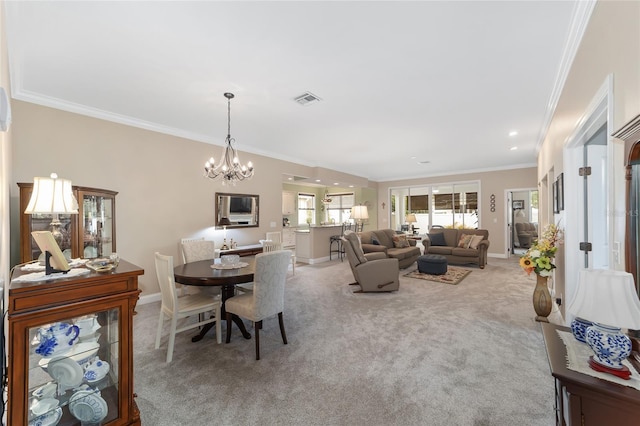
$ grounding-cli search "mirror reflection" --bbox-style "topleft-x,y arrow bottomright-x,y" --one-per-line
215,192 -> 259,229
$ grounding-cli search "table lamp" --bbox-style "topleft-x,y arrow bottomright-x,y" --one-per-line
405,213 -> 417,234
351,205 -> 368,232
24,173 -> 78,248
567,269 -> 640,380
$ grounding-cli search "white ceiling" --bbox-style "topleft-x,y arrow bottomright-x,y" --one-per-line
5,1 -> 583,184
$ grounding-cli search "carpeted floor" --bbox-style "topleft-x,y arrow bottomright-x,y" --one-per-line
133,257 -> 557,426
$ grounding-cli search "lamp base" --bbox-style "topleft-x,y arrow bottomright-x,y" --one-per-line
588,356 -> 631,380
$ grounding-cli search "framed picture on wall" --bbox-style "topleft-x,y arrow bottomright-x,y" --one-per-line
557,173 -> 564,211
513,200 -> 524,210
553,179 -> 560,214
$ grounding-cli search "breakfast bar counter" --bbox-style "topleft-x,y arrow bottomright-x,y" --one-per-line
295,225 -> 342,264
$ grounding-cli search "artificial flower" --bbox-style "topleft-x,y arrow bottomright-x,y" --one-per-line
520,224 -> 561,276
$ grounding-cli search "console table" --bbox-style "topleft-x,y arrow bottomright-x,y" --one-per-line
541,322 -> 640,425
216,243 -> 263,257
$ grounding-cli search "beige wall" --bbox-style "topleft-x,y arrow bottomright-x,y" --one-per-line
537,0 -> 640,318
8,101 -> 347,296
376,167 -> 538,256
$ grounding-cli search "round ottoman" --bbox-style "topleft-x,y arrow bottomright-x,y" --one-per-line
417,254 -> 448,275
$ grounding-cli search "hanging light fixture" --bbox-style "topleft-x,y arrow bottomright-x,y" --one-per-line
204,92 -> 254,184
321,189 -> 332,204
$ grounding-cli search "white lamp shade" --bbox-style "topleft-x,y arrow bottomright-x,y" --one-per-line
405,214 -> 417,223
351,205 -> 368,220
24,174 -> 79,214
567,269 -> 640,330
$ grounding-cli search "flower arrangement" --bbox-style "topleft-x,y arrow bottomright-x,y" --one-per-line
519,224 -> 561,277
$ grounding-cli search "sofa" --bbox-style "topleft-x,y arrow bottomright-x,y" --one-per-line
515,222 -> 538,248
358,229 -> 421,269
422,228 -> 490,269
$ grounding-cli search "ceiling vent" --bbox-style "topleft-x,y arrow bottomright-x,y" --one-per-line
294,92 -> 321,106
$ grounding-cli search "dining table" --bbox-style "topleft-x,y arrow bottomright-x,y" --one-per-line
173,257 -> 254,342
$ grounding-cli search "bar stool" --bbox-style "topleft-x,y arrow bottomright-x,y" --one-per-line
329,223 -> 352,261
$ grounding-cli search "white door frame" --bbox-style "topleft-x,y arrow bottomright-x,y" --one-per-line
563,75 -> 615,320
504,187 -> 538,258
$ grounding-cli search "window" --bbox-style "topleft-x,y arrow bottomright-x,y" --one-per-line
325,193 -> 354,224
391,182 -> 479,232
298,193 -> 316,225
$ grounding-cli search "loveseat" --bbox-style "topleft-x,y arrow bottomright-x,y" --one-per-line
422,229 -> 490,269
359,229 -> 421,269
515,222 -> 538,248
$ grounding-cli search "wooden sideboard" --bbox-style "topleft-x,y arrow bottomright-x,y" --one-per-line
541,322 -> 640,425
217,243 -> 264,257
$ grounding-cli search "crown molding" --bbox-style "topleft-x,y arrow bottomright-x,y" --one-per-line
535,0 -> 597,153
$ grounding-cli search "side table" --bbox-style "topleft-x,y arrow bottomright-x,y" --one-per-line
541,322 -> 640,425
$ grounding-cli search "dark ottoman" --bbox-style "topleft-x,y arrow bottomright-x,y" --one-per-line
417,254 -> 448,275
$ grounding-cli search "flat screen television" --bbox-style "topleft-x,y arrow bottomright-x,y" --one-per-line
229,196 -> 252,214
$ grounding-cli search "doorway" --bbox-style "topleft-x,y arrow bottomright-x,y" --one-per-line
507,189 -> 538,257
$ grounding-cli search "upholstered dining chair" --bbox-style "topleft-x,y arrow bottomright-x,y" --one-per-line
265,231 -> 296,275
225,250 -> 291,360
341,231 -> 400,293
154,252 -> 222,363
180,238 -> 220,297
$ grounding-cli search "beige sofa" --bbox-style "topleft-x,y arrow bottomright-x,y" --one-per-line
359,229 -> 421,269
422,229 -> 490,269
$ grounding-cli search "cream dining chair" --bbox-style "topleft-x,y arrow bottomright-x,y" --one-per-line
265,231 -> 295,275
180,238 -> 220,298
225,250 -> 291,360
154,252 -> 222,363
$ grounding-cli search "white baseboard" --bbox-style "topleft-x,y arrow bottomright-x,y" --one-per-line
138,292 -> 161,305
488,253 -> 508,259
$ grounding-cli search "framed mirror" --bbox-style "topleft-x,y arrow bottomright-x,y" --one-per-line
215,192 -> 259,229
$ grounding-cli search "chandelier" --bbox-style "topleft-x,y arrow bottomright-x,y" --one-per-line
204,92 -> 254,184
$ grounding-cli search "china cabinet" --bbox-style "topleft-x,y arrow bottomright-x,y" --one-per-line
8,260 -> 143,426
18,183 -> 117,262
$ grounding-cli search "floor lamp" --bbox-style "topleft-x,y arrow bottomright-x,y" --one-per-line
351,205 -> 368,232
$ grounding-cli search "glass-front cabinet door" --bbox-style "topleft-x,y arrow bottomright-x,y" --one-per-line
77,188 -> 117,259
26,305 -> 122,425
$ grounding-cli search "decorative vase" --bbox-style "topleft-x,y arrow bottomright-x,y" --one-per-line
570,317 -> 593,343
585,323 -> 633,379
533,274 -> 552,322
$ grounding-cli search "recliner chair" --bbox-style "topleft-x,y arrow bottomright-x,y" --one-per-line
341,231 -> 400,293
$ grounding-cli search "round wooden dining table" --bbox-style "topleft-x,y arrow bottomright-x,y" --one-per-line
173,257 -> 254,342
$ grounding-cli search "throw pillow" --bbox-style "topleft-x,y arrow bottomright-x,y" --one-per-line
469,235 -> 484,249
371,236 -> 380,245
392,234 -> 410,248
458,234 -> 473,249
428,232 -> 446,246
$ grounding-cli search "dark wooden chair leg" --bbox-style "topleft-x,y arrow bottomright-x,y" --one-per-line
255,320 -> 262,360
225,312 -> 232,343
278,312 -> 288,344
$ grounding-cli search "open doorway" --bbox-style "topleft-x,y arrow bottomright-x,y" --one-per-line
507,189 -> 538,257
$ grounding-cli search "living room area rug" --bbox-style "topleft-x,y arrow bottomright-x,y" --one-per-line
404,266 -> 472,285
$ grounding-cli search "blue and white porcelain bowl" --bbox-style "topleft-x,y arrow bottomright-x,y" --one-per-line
570,317 -> 593,343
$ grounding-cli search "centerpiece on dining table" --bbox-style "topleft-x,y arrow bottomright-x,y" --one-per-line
211,254 -> 248,270
519,224 -> 561,322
